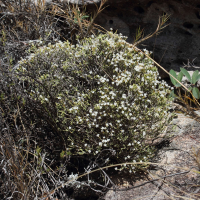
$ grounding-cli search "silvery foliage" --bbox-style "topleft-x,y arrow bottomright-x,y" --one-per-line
16,31 -> 174,173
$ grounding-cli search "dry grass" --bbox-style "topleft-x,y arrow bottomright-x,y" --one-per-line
0,0 -> 108,199
1,0 -> 200,199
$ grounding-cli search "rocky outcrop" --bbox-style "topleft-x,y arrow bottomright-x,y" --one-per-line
104,110 -> 200,200
68,0 -> 200,78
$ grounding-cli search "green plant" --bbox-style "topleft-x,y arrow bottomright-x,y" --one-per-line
15,31 -> 174,173
169,68 -> 200,106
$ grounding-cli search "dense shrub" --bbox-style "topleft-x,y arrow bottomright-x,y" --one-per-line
16,31 -> 174,173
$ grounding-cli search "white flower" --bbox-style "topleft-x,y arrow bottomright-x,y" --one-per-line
143,131 -> 146,137
89,109 -> 93,113
135,65 -> 143,72
105,158 -> 109,163
122,94 -> 126,99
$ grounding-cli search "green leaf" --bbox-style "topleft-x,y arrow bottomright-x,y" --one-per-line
169,69 -> 178,86
60,150 -> 65,158
177,71 -> 183,82
175,83 -> 181,87
192,70 -> 199,84
188,86 -> 192,91
0,93 -> 4,100
180,67 -> 192,83
81,15 -> 89,20
66,151 -> 72,156
174,71 -> 183,87
169,90 -> 177,99
192,87 -> 200,99
197,74 -> 200,82
36,146 -> 41,155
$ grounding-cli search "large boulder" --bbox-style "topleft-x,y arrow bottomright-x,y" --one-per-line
67,0 -> 200,78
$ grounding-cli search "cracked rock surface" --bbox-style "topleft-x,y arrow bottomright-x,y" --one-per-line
72,0 -> 200,78
103,111 -> 200,200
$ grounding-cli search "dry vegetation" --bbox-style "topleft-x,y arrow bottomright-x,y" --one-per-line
0,1 -> 107,199
1,1 -> 200,200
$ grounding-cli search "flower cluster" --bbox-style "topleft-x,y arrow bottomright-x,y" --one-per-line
16,31 -> 174,173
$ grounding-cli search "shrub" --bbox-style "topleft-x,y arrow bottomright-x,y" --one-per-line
15,31 -> 174,173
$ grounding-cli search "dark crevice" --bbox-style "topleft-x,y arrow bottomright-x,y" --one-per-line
183,22 -> 194,29
185,31 -> 193,36
105,6 -> 117,12
118,13 -> 123,18
147,1 -> 154,7
169,4 -> 174,9
134,6 -> 145,14
176,58 -> 187,65
109,20 -> 113,24
195,11 -> 200,19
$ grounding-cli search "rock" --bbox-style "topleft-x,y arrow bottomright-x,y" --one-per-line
103,110 -> 200,200
30,0 -> 200,78
67,0 -> 200,78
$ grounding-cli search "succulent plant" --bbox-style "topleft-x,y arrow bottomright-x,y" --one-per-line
170,68 -> 200,103
16,32 -> 174,173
